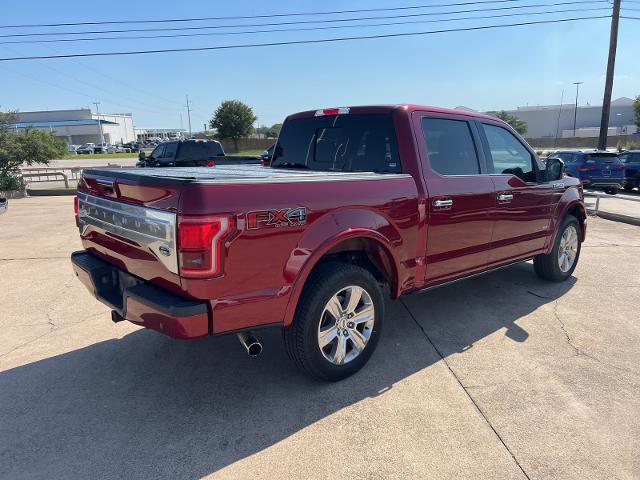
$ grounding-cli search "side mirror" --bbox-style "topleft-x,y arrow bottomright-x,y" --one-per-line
138,150 -> 146,160
545,157 -> 564,182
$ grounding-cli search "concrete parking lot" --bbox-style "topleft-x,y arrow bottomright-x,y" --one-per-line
1,196 -> 639,479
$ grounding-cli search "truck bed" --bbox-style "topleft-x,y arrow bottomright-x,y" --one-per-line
82,165 -> 410,186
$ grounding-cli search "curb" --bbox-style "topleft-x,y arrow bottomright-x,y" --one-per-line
586,208 -> 640,227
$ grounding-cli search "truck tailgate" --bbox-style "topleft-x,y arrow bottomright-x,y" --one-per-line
77,170 -> 183,294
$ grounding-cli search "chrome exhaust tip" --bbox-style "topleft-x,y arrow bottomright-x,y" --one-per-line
237,331 -> 262,357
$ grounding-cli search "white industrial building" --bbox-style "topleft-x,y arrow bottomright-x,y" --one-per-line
134,127 -> 186,142
485,97 -> 637,139
9,109 -> 136,145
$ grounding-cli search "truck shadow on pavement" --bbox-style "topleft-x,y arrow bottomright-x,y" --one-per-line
0,262 -> 575,479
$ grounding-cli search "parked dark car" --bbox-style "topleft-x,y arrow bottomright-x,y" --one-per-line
123,142 -> 143,153
548,150 -> 624,194
619,150 -> 640,192
0,197 -> 7,215
136,139 -> 260,167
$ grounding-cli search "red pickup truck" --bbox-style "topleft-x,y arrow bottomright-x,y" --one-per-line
71,105 -> 585,381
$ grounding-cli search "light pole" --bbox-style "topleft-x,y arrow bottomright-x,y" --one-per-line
93,101 -> 105,145
185,95 -> 192,138
572,82 -> 583,137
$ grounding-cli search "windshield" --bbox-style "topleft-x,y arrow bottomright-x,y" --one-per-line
271,114 -> 401,173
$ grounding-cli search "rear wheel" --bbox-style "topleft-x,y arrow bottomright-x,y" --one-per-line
604,188 -> 618,195
283,262 -> 384,381
534,215 -> 581,282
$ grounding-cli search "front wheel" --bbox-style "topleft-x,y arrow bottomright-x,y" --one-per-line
283,262 -> 384,381
534,215 -> 581,282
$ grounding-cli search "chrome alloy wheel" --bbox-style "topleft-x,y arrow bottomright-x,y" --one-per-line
317,286 -> 375,365
558,224 -> 579,273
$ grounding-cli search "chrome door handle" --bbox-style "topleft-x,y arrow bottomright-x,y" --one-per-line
497,193 -> 513,201
433,199 -> 453,207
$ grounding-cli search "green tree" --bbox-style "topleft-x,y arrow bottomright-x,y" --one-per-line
0,121 -> 66,191
266,123 -> 282,138
495,111 -> 528,135
209,100 -> 256,152
633,95 -> 640,129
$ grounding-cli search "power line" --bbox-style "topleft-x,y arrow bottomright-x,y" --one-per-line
0,1 -> 608,38
0,0 -> 576,28
0,6 -> 612,45
0,15 -> 610,62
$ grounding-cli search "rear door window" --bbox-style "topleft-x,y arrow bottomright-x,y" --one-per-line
421,118 -> 480,175
482,124 -> 536,182
271,114 -> 401,173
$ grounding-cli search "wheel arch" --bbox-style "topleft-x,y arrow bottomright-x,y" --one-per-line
546,191 -> 586,254
282,222 -> 402,328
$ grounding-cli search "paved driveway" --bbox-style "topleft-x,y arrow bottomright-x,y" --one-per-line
1,197 -> 638,479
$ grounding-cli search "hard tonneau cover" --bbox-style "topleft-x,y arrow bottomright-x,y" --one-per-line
82,165 -> 410,186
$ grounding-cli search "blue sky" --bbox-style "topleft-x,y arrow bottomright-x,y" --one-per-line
1,0 -> 638,129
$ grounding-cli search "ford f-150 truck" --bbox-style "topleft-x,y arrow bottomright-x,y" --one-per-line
71,105 -> 585,381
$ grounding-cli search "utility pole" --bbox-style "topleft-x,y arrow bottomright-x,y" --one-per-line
93,101 -> 105,144
554,89 -> 564,147
185,95 -> 192,138
598,0 -> 621,151
572,82 -> 583,137
204,123 -> 207,136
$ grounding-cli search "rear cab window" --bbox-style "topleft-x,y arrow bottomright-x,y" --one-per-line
271,114 -> 401,173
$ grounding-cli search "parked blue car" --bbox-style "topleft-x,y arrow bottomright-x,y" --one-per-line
547,150 -> 624,194
619,150 -> 640,192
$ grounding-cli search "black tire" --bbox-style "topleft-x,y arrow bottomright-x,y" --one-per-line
534,215 -> 581,282
283,262 -> 384,381
624,184 -> 634,192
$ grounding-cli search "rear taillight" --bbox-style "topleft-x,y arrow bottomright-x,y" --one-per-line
207,160 -> 216,167
177,215 -> 233,278
74,195 -> 79,226
578,165 -> 594,171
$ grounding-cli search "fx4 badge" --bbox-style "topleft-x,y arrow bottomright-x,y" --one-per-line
247,207 -> 307,230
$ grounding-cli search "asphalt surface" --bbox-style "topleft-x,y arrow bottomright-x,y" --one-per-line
1,197 -> 639,479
